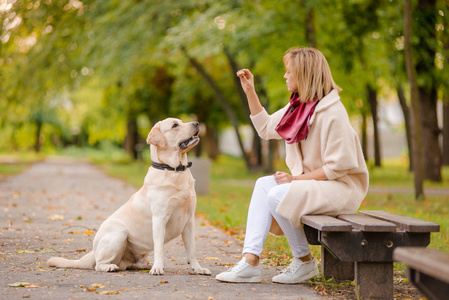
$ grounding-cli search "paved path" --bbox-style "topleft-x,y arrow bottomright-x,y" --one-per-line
0,158 -> 325,300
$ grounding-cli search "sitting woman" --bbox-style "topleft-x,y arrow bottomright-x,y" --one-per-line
216,47 -> 369,284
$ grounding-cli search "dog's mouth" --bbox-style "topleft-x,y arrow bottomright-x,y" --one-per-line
179,130 -> 200,149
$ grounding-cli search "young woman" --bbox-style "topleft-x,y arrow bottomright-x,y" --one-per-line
216,47 -> 369,284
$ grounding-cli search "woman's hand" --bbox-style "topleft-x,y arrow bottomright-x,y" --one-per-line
273,171 -> 294,184
237,69 -> 255,95
274,168 -> 328,184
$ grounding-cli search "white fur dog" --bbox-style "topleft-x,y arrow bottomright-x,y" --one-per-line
47,118 -> 211,276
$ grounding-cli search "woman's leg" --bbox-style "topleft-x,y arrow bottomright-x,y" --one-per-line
266,184 -> 319,283
242,175 -> 278,260
216,175 -> 278,283
266,184 -> 310,258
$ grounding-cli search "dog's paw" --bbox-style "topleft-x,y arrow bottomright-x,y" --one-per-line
96,263 -> 119,272
149,265 -> 164,275
193,267 -> 211,276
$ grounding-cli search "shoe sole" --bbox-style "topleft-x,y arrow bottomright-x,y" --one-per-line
216,276 -> 262,283
272,268 -> 319,284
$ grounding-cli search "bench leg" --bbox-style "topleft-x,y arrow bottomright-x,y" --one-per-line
321,247 -> 354,280
355,262 -> 393,299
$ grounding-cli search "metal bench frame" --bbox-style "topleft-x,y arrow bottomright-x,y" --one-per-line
302,210 -> 440,299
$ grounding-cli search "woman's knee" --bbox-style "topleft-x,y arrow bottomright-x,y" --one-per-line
254,175 -> 276,189
267,184 -> 290,212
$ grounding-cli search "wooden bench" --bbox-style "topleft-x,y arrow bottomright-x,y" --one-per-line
302,210 -> 440,299
394,247 -> 449,300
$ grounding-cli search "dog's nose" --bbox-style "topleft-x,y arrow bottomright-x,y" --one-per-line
193,122 -> 199,128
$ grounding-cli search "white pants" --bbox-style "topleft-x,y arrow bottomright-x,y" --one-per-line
242,175 -> 310,258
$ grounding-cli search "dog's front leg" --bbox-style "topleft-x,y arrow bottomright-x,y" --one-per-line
150,216 -> 167,275
182,216 -> 211,275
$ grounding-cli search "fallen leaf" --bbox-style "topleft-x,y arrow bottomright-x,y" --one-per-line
47,214 -> 64,221
205,257 -> 220,261
80,285 -> 96,292
99,290 -> 119,295
8,282 -> 31,287
160,281 -> 169,284
83,230 -> 93,236
16,250 -> 34,254
91,283 -> 105,289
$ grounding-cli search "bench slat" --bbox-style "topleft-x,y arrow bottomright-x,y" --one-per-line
359,210 -> 440,232
338,214 -> 397,232
394,247 -> 449,283
301,215 -> 352,232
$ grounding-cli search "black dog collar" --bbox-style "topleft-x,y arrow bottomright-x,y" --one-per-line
151,161 -> 193,172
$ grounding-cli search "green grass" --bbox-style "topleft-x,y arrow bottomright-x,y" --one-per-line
367,157 -> 449,188
0,152 -> 42,179
0,162 -> 32,177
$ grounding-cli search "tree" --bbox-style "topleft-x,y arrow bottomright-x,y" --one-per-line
405,0 -> 424,200
414,0 -> 441,182
440,1 -> 449,165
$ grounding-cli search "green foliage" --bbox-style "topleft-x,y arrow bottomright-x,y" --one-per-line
1,0 -> 447,167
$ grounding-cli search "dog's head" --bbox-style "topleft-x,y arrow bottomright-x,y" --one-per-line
146,118 -> 200,159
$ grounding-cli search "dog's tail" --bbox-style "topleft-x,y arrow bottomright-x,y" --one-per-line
47,251 -> 95,269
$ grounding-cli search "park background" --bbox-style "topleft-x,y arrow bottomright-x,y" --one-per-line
1,0 -> 448,296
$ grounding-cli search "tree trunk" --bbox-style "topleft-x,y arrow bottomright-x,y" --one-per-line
418,88 -> 441,181
397,86 -> 413,171
404,0 -> 424,200
205,125 -> 219,160
253,75 -> 274,172
223,46 -> 263,169
443,96 -> 449,165
34,120 -> 43,153
415,0 -> 441,182
180,46 -> 252,171
367,84 -> 381,167
443,3 -> 449,166
124,116 -> 139,160
300,0 -> 317,47
361,108 -> 368,161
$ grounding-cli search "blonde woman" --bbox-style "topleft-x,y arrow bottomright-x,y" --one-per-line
216,47 -> 368,284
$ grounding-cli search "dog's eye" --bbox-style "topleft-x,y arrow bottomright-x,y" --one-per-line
172,123 -> 179,129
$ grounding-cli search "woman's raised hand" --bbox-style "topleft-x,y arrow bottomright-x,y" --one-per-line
237,69 -> 255,95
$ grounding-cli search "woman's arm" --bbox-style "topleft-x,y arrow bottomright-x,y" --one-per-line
273,168 -> 328,184
238,69 -> 263,116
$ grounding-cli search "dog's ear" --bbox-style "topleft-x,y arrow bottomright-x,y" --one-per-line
147,124 -> 167,149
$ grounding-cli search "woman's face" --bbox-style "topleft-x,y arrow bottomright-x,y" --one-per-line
283,62 -> 298,93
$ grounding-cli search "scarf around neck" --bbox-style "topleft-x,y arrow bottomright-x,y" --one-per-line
275,93 -> 320,144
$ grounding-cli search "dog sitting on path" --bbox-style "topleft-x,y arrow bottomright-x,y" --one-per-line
48,118 -> 211,276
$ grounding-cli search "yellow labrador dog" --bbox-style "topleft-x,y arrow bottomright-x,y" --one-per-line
48,118 -> 211,276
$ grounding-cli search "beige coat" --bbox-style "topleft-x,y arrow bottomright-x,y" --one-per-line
251,89 -> 369,228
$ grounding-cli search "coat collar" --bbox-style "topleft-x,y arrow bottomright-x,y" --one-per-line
310,89 -> 340,125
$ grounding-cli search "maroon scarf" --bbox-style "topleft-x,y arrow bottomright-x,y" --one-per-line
275,93 -> 320,144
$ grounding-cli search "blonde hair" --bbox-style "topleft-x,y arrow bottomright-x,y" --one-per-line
283,47 -> 341,102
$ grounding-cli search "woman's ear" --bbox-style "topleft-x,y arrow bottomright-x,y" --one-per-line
146,124 -> 167,149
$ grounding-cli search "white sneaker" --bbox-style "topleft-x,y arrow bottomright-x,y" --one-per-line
215,257 -> 262,283
272,257 -> 319,284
